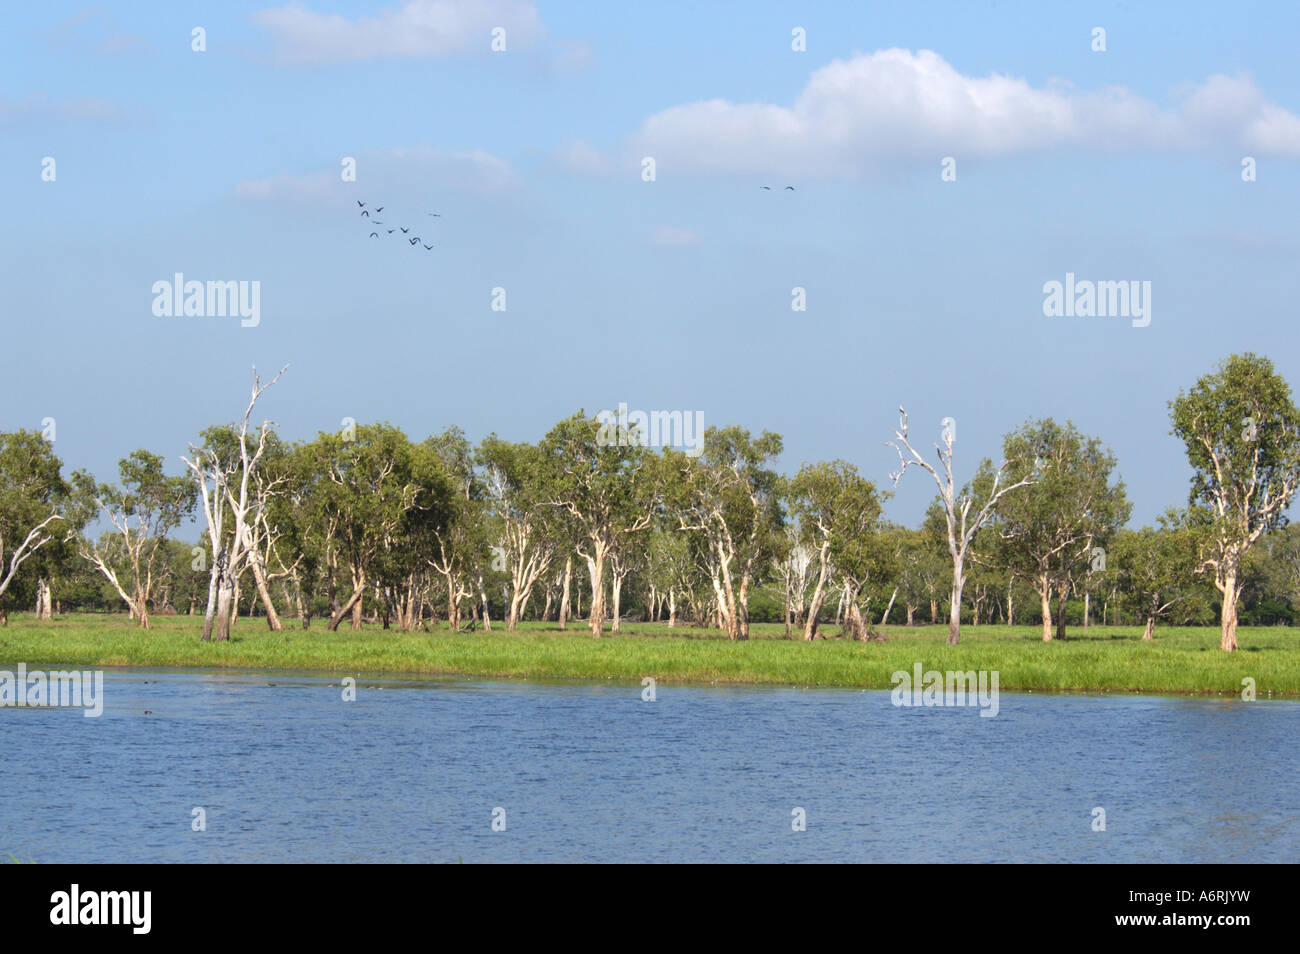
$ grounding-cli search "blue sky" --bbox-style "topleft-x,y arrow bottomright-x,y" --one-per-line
4,0 -> 1299,528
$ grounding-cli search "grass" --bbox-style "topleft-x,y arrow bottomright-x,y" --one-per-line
0,612 -> 1297,697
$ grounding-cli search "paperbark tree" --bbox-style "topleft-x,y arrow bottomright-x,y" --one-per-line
888,408 -> 1035,645
541,413 -> 662,637
0,431 -> 72,610
75,450 -> 195,628
425,427 -> 488,632
1170,353 -> 1300,650
990,419 -> 1130,641
181,366 -> 287,641
1110,513 -> 1208,640
788,460 -> 883,640
479,437 -> 558,631
670,427 -> 783,640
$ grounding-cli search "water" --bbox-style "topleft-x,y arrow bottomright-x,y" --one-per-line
2,670 -> 1297,862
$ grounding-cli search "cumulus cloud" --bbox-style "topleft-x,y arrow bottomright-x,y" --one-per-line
578,49 -> 1300,178
251,0 -> 545,63
650,226 -> 701,246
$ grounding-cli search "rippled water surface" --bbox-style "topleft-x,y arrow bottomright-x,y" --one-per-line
2,670 -> 1296,862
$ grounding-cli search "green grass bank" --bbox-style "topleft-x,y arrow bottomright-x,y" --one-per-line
0,614 -> 1296,696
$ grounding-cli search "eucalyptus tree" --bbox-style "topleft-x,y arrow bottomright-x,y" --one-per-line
993,419 -> 1130,641
74,450 -> 195,628
1110,513 -> 1208,640
1170,353 -> 1300,650
478,436 -> 559,631
0,431 -> 76,615
180,367 -> 287,640
788,460 -> 883,639
888,409 -> 1035,645
425,427 -> 490,631
304,423 -> 449,631
669,426 -> 783,640
541,412 -> 663,637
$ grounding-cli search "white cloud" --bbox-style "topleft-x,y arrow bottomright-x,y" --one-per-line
650,226 -> 701,247
234,147 -> 518,201
0,93 -> 143,126
552,140 -> 615,176
589,49 -> 1300,178
252,0 -> 545,63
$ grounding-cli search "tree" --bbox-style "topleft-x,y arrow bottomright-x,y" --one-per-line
1170,353 -> 1300,650
670,427 -> 784,640
1110,513 -> 1208,639
0,431 -> 73,614
479,436 -> 558,631
74,450 -> 195,628
181,366 -> 288,641
541,412 -> 663,637
788,460 -> 884,639
992,419 -> 1130,641
425,427 -> 489,631
888,409 -> 1035,645
304,423 -> 448,631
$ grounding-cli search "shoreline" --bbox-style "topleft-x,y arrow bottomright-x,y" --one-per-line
1,615 -> 1297,697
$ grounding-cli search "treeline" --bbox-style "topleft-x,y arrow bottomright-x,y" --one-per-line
1,354 -> 1298,652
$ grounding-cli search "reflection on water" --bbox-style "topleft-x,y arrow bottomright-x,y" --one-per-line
2,670 -> 1297,862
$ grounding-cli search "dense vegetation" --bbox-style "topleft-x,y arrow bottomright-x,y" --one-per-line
2,353 -> 1299,658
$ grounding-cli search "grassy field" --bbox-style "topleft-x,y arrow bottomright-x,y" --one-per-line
0,612 -> 1297,696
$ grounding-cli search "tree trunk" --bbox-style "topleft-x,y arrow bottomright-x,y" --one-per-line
879,587 -> 898,627
248,555 -> 282,631
35,578 -> 52,619
586,547 -> 607,637
947,556 -> 964,645
558,555 -> 572,629
1142,616 -> 1155,641
1055,585 -> 1068,640
1039,579 -> 1053,642
1220,567 -> 1240,651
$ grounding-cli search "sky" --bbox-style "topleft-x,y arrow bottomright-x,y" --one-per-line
4,0 -> 1299,530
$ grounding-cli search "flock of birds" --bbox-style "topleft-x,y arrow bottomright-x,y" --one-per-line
357,201 -> 441,250
761,185 -> 796,190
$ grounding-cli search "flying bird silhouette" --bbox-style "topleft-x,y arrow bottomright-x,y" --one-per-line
423,244 -> 434,250
427,212 -> 441,217
369,232 -> 379,238
409,237 -> 420,245
785,186 -> 795,190
375,206 -> 384,213
400,227 -> 409,233
360,210 -> 369,217
387,229 -> 396,234
356,201 -> 365,208
760,186 -> 771,190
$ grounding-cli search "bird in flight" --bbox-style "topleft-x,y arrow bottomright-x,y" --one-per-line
387,229 -> 396,234
427,212 -> 441,217
369,232 -> 379,238
400,227 -> 409,234
356,201 -> 365,208
360,210 -> 369,217
409,237 -> 420,245
423,244 -> 434,250
785,186 -> 795,190
375,206 -> 384,213
760,186 -> 771,190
